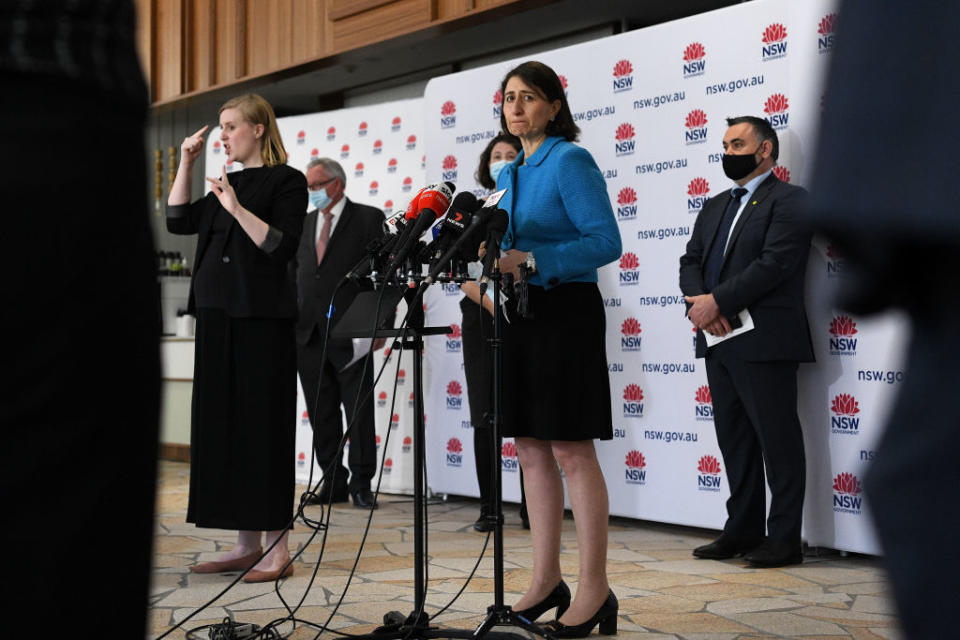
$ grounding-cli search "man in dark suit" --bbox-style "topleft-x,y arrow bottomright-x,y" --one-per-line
296,157 -> 386,509
679,116 -> 813,567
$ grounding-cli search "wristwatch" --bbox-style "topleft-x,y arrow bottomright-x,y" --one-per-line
524,252 -> 537,273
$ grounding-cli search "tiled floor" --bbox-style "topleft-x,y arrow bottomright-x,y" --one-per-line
150,461 -> 901,639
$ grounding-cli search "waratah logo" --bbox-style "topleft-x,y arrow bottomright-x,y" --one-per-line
831,393 -> 861,435
301,409 -> 310,426
446,323 -> 462,353
683,42 -> 706,77
684,109 -> 708,145
502,441 -> 519,472
213,140 -> 221,154
492,89 -> 503,119
442,154 -> 458,182
397,368 -> 406,385
402,436 -> 412,453
387,157 -> 398,173
375,434 -> 381,450
446,380 -> 463,410
762,22 -> 788,61
392,116 -> 402,132
826,242 -> 844,278
358,121 -> 368,137
612,59 -> 634,93
687,177 -> 710,213
297,451 -> 306,467
390,413 -> 399,430
296,130 -> 305,145
618,252 -> 640,286
614,123 -> 636,156
420,154 -> 426,170
695,385 -> 713,421
818,13 -> 837,54
354,162 -> 364,177
383,199 -> 394,215
764,93 -> 790,130
829,315 -> 858,356
623,384 -> 644,418
406,134 -> 417,150
440,100 -> 457,129
407,391 -> 415,408
383,457 -> 393,473
625,450 -> 647,485
832,472 -> 863,513
310,148 -> 319,158
773,166 -> 791,183
369,181 -> 379,196
697,455 -> 722,492
340,143 -> 350,159
326,126 -> 336,141
446,437 -> 463,467
377,390 -> 387,408
372,139 -> 383,154
616,187 -> 637,221
621,317 -> 642,351
402,176 -> 413,192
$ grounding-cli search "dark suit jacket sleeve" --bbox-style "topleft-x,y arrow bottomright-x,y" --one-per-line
165,195 -> 210,235
711,186 -> 811,317
256,167 -> 308,262
679,208 -> 709,302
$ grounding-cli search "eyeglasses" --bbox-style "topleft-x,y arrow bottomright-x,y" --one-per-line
308,177 -> 336,191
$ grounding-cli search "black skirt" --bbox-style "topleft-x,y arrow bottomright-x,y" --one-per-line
501,283 -> 613,441
187,308 -> 296,531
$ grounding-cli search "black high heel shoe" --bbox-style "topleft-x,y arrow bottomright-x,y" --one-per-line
513,580 -> 571,622
540,590 -> 618,638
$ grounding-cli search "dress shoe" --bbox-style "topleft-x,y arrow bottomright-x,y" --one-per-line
474,506 -> 495,532
692,535 -> 762,559
242,563 -> 294,583
306,480 -> 348,505
189,548 -> 263,574
351,488 -> 378,509
540,590 -> 618,638
514,580 -> 571,622
744,539 -> 803,567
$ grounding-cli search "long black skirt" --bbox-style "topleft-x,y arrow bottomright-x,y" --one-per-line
501,282 -> 613,441
187,308 -> 296,531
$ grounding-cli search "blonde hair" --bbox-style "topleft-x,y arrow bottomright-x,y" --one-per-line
219,93 -> 287,166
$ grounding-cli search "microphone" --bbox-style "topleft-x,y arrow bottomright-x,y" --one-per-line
422,192 -> 481,268
423,205 -> 498,285
346,218 -> 407,280
478,209 -> 510,296
386,182 -> 455,273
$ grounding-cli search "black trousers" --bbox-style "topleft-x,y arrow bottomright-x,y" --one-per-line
704,348 -> 805,543
297,334 -> 377,492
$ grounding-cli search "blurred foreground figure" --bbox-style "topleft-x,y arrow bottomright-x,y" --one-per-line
808,2 -> 960,638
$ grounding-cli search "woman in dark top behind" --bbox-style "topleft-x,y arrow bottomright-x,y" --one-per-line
167,93 -> 307,583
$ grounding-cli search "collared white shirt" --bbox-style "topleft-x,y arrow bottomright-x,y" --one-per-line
723,168 -> 773,254
313,196 -> 347,246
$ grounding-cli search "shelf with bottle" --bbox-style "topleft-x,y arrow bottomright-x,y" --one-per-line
156,250 -> 191,277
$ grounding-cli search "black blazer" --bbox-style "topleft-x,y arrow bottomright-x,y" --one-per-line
679,173 -> 814,362
167,164 -> 307,319
294,198 -> 386,370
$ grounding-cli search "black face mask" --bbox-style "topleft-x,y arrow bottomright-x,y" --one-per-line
721,148 -> 760,181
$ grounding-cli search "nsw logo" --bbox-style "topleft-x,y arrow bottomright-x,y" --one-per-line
773,166 -> 791,183
392,116 -> 402,132
390,413 -> 400,430
624,450 -> 647,485
387,157 -> 398,173
615,123 -> 636,156
697,455 -> 723,492
446,324 -> 462,352
296,130 -> 306,145
326,126 -> 336,141
213,140 -> 221,154
402,436 -> 412,453
621,317 -> 642,351
340,143 -> 350,159
830,393 -> 861,435
310,148 -> 319,158
440,100 -> 457,129
687,177 -> 710,213
695,385 -> 713,421
683,42 -> 706,78
408,391 -> 415,408
446,437 -> 463,467
406,135 -> 417,150
443,282 -> 460,296
358,121 -> 368,137
761,22 -> 788,61
446,380 -> 463,410
383,199 -> 394,216
616,187 -> 637,221
684,109 -> 708,145
492,90 -> 503,119
369,181 -> 379,196
818,13 -> 837,54
612,59 -> 634,93
763,93 -> 790,130
372,139 -> 383,155
826,243 -> 844,277
383,458 -> 393,474
618,252 -> 640,286
832,472 -> 863,514
622,384 -> 644,418
354,162 -> 364,177
402,176 -> 413,192
502,441 -> 519,472
442,155 -> 458,182
829,315 -> 858,356
376,390 -> 387,408
297,451 -> 306,468
397,369 -> 406,385
301,409 -> 310,426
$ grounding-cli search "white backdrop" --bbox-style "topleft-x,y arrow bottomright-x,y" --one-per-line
420,0 -> 906,554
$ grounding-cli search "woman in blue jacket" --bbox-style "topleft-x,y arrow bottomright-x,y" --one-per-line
493,61 -> 622,637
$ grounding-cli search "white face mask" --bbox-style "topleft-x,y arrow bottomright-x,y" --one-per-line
489,160 -> 511,184
309,189 -> 332,211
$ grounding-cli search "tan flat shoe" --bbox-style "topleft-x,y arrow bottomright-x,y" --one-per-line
189,548 -> 263,574
242,563 -> 294,583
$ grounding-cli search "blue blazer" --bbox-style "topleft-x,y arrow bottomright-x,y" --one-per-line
497,136 -> 621,289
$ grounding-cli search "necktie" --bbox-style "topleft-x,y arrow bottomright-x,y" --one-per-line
702,187 -> 747,291
315,211 -> 333,264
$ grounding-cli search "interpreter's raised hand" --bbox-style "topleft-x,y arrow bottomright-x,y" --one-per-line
206,165 -> 240,216
180,125 -> 210,165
